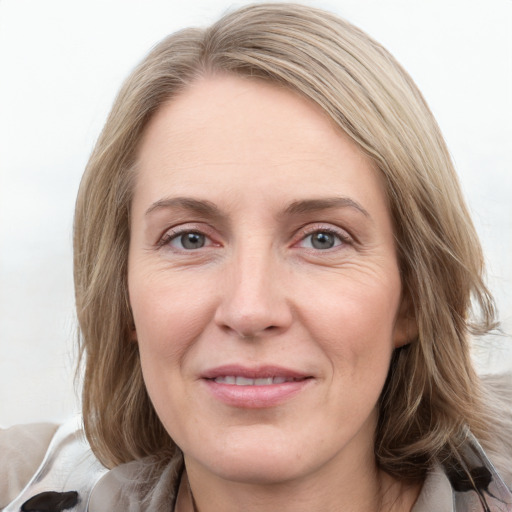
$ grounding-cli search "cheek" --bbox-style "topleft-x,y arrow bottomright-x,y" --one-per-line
128,271 -> 218,437
128,269 -> 217,362
300,271 -> 401,372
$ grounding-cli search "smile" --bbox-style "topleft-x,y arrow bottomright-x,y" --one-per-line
213,376 -> 301,385
201,366 -> 313,408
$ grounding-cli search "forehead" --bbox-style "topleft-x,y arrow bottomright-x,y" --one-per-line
133,74 -> 388,215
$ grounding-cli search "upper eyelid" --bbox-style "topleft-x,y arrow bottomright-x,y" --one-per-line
294,222 -> 353,240
159,222 -> 216,237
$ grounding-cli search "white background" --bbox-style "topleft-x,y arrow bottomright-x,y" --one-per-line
1,0 -> 511,427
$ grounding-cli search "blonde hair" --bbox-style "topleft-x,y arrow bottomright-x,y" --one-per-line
74,3 -> 499,482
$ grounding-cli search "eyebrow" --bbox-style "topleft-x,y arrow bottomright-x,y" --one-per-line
145,196 -> 370,220
145,197 -> 224,219
283,197 -> 370,218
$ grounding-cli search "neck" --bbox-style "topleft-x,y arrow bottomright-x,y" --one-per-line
176,451 -> 420,512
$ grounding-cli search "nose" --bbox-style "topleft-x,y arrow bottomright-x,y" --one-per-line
214,248 -> 293,339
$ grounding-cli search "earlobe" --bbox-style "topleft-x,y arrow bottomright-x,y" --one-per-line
393,315 -> 418,348
129,316 -> 138,342
393,295 -> 418,348
128,305 -> 138,342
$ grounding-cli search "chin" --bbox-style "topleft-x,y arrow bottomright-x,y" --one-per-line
201,453 -> 309,485
183,425 -> 332,486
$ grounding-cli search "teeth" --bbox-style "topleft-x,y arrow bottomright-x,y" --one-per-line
236,376 -> 254,386
213,376 -> 295,385
254,378 -> 273,385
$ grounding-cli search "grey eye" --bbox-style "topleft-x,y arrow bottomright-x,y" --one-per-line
309,232 -> 337,250
178,232 -> 206,250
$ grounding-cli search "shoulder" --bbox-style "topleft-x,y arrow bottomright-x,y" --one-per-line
88,454 -> 183,511
3,418 -> 109,511
481,372 -> 512,486
2,418 -> 182,512
0,422 -> 59,508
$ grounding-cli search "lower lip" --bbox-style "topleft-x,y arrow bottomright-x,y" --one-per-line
203,379 -> 312,408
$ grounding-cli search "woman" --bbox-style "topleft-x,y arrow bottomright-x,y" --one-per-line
2,3 -> 511,511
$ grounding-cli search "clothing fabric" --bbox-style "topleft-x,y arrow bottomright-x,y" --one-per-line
2,416 -> 511,512
0,422 -> 59,508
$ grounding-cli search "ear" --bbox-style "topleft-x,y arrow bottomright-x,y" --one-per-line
129,313 -> 138,342
393,293 -> 418,348
127,303 -> 138,342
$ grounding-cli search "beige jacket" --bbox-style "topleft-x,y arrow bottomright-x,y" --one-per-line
0,422 -> 59,508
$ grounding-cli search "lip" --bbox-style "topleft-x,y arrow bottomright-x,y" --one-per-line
201,364 -> 310,380
200,365 -> 314,409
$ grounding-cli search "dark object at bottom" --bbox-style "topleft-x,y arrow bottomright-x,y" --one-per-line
21,491 -> 79,512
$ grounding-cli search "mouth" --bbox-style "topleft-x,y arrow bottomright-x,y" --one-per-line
201,365 -> 313,408
212,376 -> 305,385
201,364 -> 311,383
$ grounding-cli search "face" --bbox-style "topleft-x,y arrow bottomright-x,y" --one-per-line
128,75 -> 410,486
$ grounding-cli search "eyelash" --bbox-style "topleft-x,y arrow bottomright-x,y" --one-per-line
295,225 -> 352,250
156,226 -> 217,250
156,224 -> 352,252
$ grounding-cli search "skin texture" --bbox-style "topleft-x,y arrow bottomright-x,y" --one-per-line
128,75 -> 418,512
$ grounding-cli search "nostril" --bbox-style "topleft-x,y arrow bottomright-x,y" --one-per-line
214,288 -> 293,338
240,325 -> 279,339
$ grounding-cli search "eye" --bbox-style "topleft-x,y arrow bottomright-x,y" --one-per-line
299,229 -> 346,250
175,232 -> 206,250
163,231 -> 210,250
